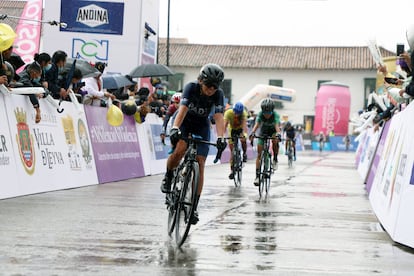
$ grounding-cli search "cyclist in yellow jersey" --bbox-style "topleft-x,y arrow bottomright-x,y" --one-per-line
224,102 -> 248,179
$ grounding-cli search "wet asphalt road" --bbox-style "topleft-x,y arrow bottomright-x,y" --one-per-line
1,151 -> 414,275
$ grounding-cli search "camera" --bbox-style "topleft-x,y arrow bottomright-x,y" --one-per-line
396,44 -> 404,56
384,77 -> 398,85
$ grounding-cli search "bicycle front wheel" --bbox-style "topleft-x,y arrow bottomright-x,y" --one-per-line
167,173 -> 179,237
259,151 -> 270,197
175,162 -> 200,247
233,149 -> 242,187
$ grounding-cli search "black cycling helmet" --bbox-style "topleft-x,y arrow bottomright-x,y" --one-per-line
261,98 -> 274,113
198,63 -> 224,87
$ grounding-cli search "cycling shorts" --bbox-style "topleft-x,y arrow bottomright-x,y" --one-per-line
180,117 -> 210,157
258,127 -> 277,146
227,128 -> 246,145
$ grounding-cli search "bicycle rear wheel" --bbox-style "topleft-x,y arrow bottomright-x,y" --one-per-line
175,162 -> 199,247
233,149 -> 242,187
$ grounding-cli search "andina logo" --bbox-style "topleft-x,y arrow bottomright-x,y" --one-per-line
76,4 -> 109,28
14,107 -> 35,175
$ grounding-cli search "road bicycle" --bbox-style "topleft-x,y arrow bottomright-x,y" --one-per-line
286,138 -> 294,168
226,129 -> 244,187
165,134 -> 223,247
254,134 -> 274,198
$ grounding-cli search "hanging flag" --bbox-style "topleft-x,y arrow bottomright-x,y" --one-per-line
13,0 -> 43,73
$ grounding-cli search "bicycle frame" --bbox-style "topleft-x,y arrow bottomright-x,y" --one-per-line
255,135 -> 273,198
230,131 -> 243,187
286,139 -> 293,168
166,134 -> 221,247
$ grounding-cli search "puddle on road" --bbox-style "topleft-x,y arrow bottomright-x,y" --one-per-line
220,234 -> 243,254
311,191 -> 347,197
76,255 -> 138,265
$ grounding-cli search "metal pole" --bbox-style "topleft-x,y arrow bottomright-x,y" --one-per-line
166,0 -> 170,67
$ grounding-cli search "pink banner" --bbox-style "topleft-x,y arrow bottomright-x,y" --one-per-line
13,0 -> 43,71
314,81 -> 350,136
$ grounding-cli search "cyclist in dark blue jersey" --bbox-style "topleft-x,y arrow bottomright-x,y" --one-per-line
160,63 -> 227,225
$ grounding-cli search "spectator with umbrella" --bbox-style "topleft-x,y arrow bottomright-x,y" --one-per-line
129,63 -> 174,79
102,73 -> 135,101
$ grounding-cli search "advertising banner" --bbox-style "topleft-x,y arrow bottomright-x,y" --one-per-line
135,122 -> 152,176
365,120 -> 391,194
41,0 -> 159,75
148,123 -> 170,175
369,112 -> 405,235
329,136 -> 357,151
60,0 -> 124,35
0,94 -> 19,199
84,105 -> 144,183
3,95 -> 99,198
393,119 -> 414,248
150,124 -> 170,160
356,127 -> 380,180
314,81 -> 350,136
13,0 -> 43,68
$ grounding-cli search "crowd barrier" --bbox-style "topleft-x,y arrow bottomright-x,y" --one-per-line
0,91 -> 257,200
356,102 -> 414,249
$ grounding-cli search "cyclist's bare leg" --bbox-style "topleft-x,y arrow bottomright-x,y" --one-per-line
228,143 -> 234,169
240,137 -> 247,155
195,155 -> 206,196
161,140 -> 188,193
166,139 -> 187,170
272,138 -> 279,162
292,141 -> 296,157
191,155 -> 206,224
255,144 -> 263,170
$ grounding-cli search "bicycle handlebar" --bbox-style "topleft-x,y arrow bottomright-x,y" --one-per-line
178,135 -> 224,164
251,134 -> 275,140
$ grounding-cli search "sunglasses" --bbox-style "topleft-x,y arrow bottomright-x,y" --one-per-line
263,111 -> 273,115
203,82 -> 218,90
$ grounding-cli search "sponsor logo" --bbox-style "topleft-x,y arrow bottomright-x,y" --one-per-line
72,38 -> 109,61
76,4 -> 109,28
62,115 -> 81,170
78,119 -> 92,164
14,108 -> 35,174
14,0 -> 43,64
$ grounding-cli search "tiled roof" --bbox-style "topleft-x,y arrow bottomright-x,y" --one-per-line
0,1 -> 26,29
158,40 -> 395,71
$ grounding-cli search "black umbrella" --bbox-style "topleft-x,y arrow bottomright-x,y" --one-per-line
8,53 -> 25,70
102,74 -> 135,89
64,58 -> 100,78
129,63 -> 174,78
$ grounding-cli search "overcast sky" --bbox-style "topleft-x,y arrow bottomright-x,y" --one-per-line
159,0 -> 413,52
